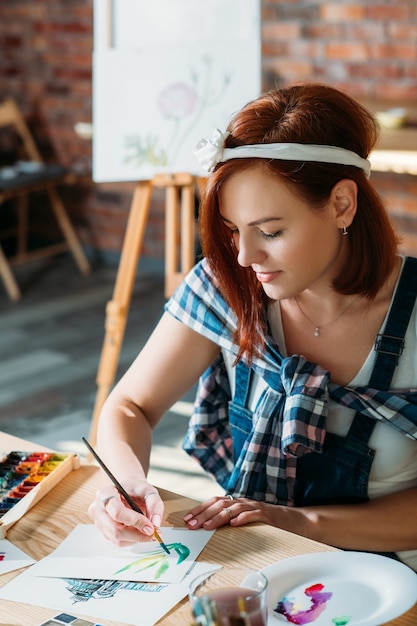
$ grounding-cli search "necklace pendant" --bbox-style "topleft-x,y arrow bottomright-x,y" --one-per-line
314,327 -> 320,337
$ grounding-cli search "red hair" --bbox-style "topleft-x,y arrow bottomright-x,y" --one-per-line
199,83 -> 399,361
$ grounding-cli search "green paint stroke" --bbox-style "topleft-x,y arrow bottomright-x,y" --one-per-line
332,617 -> 351,626
114,542 -> 191,579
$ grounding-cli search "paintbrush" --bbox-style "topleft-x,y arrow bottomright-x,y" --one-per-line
191,596 -> 223,626
82,437 -> 170,555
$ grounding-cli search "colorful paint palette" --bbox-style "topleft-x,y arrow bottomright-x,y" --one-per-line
0,450 -> 80,537
261,551 -> 417,626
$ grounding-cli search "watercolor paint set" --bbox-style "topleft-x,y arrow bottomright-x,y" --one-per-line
0,449 -> 80,537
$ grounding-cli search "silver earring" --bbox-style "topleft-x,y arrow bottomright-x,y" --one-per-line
342,225 -> 348,236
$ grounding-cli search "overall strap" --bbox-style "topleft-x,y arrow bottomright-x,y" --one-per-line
371,256 -> 417,390
233,359 -> 253,406
348,257 -> 417,441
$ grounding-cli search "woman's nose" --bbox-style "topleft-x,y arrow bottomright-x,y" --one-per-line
237,236 -> 266,267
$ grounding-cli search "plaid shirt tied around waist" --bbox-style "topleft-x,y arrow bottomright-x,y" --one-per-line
166,259 -> 417,506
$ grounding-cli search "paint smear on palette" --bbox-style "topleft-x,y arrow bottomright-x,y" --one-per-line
274,582 -> 351,625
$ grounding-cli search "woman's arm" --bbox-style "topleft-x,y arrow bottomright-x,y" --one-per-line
89,312 -> 219,545
184,487 -> 417,552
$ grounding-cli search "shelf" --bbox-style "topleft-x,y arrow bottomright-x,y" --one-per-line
359,99 -> 417,175
370,150 -> 417,175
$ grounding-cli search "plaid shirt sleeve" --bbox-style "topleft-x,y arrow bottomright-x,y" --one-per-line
165,258 -> 240,356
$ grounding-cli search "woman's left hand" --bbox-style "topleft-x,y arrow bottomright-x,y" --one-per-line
183,494 -> 271,530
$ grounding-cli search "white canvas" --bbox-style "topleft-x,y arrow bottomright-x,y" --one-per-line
94,0 -> 260,49
92,0 -> 261,182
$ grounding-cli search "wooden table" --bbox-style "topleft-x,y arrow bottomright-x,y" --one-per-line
0,432 -> 416,626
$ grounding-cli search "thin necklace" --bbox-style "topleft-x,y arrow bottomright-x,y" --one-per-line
294,295 -> 359,337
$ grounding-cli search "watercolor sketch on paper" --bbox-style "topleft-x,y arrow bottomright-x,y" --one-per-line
92,0 -> 261,182
123,54 -> 232,171
93,43 -> 260,182
0,559 -> 218,626
31,524 -> 214,584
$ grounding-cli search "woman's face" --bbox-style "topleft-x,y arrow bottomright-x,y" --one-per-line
219,165 -> 347,300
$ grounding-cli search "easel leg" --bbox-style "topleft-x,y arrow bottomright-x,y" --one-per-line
0,244 -> 21,301
89,174 -> 198,447
165,185 -> 179,298
180,183 -> 196,274
89,181 -> 153,446
162,175 -> 195,297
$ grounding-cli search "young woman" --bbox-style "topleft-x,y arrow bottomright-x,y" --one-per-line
89,83 -> 417,570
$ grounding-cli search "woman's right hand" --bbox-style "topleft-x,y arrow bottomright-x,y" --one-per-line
88,484 -> 165,547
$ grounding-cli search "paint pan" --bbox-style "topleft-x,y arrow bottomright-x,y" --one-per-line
0,450 -> 80,537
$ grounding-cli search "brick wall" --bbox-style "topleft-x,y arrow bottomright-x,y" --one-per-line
0,0 -> 416,261
261,0 -> 417,257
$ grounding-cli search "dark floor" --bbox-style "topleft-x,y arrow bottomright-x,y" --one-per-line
0,253 -> 222,500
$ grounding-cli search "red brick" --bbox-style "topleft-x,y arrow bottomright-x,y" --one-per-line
326,42 -> 370,61
264,58 -> 314,82
366,4 -> 409,21
374,84 -> 417,100
320,4 -> 364,21
287,41 -> 326,60
262,42 -> 290,57
348,64 -> 402,81
262,21 -> 302,40
388,24 -> 417,40
373,44 -> 417,61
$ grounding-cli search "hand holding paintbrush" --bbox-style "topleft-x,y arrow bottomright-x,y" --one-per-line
82,437 -> 170,555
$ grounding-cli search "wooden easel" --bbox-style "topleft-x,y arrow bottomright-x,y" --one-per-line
89,173 -> 201,446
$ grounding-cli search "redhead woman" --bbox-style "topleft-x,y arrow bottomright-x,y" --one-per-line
89,83 -> 417,570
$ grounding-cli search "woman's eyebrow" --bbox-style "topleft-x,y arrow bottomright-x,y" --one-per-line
221,215 -> 283,227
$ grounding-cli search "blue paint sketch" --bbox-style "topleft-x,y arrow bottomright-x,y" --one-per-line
64,577 -> 168,604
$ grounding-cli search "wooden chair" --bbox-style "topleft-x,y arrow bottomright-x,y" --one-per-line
0,97 -> 90,300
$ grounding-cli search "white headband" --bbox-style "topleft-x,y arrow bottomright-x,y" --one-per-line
194,129 -> 371,178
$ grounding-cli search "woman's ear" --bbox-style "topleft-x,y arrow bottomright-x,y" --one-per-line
332,179 -> 358,229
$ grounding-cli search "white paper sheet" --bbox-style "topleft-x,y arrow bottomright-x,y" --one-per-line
0,538 -> 35,574
33,524 -> 214,583
1,560 -> 220,626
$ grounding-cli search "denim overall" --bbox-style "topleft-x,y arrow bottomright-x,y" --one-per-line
228,257 -> 417,558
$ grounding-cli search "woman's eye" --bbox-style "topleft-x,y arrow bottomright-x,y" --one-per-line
262,230 -> 282,239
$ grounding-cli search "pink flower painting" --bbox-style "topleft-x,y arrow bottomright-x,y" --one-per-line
158,83 -> 197,120
123,55 -> 231,169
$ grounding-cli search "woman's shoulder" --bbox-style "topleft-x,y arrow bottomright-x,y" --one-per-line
165,258 -> 238,346
178,257 -> 223,300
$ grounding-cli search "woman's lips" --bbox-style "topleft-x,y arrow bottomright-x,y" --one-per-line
255,270 -> 281,283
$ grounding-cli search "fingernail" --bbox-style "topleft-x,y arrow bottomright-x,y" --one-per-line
143,525 -> 154,536
183,513 -> 193,522
187,518 -> 198,527
152,514 -> 161,527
